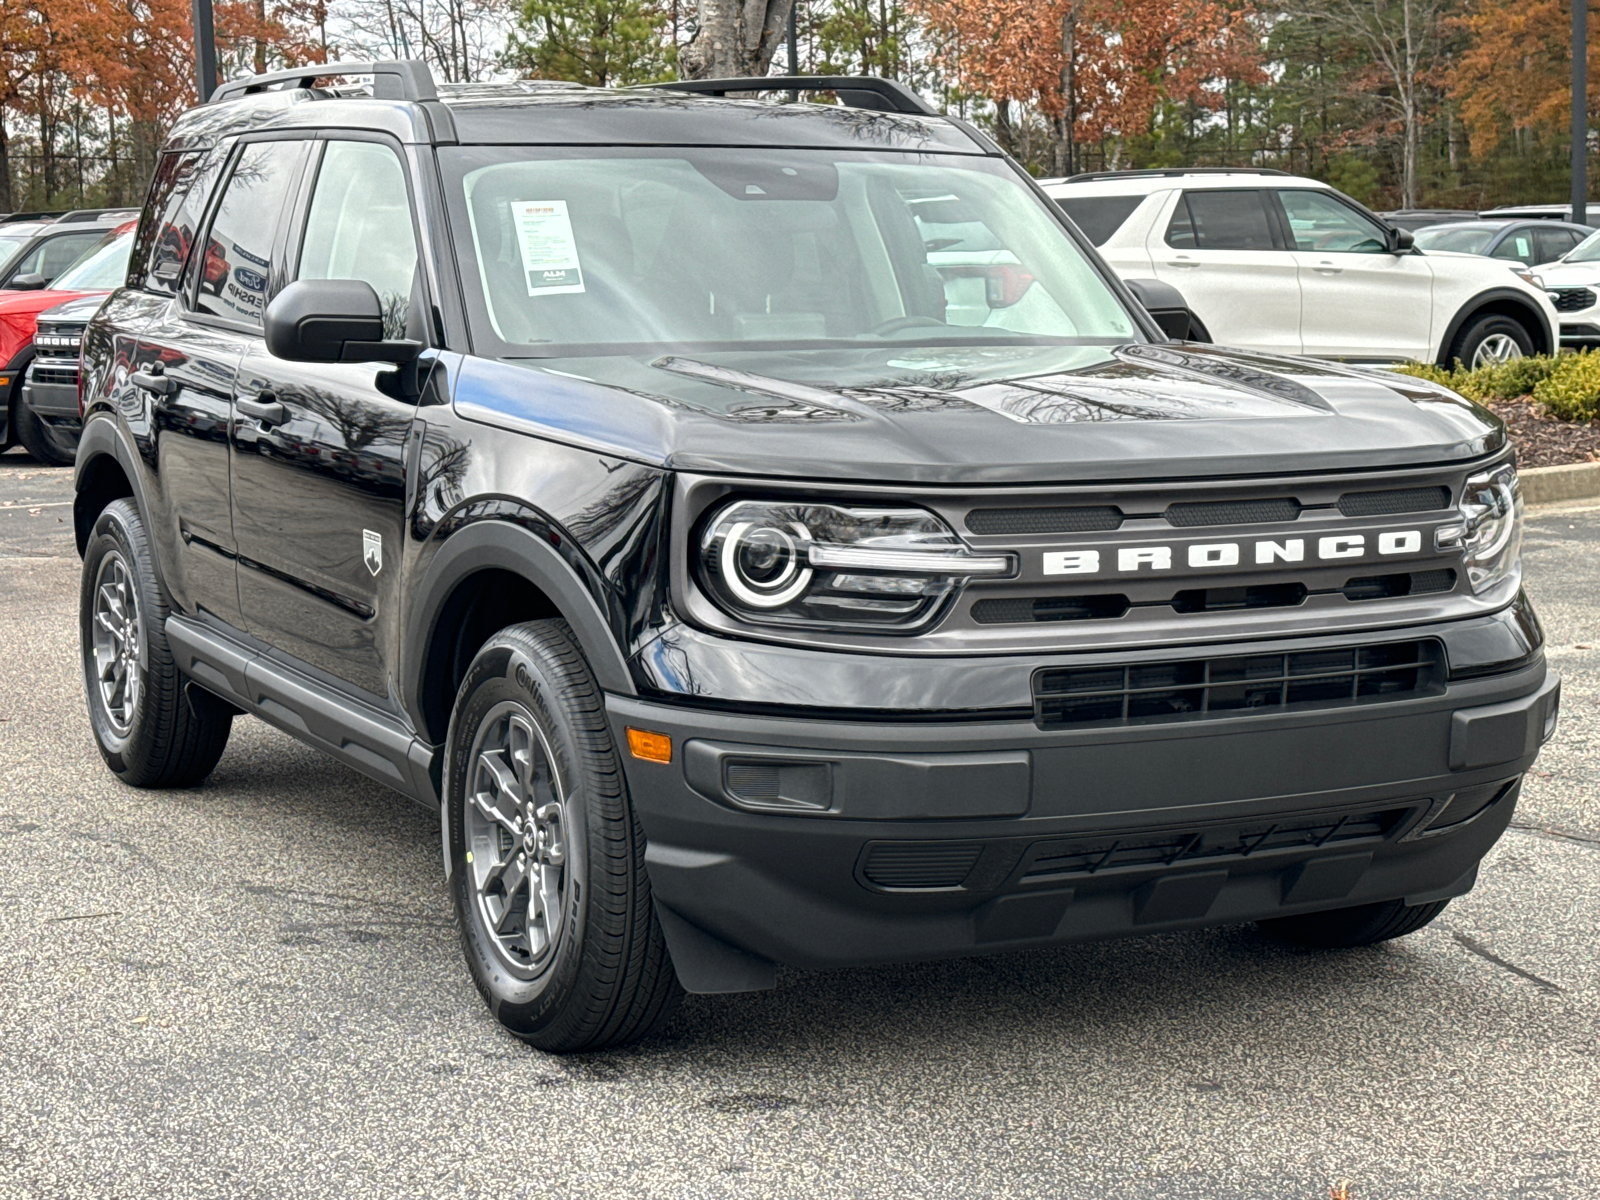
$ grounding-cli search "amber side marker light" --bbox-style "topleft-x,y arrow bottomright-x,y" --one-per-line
626,727 -> 673,764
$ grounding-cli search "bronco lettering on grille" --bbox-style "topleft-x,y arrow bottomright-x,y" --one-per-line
1042,529 -> 1425,576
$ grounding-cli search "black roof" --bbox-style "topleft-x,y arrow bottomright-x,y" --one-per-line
168,59 -> 986,155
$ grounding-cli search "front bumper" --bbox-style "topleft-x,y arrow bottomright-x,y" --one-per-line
608,657 -> 1558,990
21,373 -> 80,419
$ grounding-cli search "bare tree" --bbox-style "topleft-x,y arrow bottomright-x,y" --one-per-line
1284,0 -> 1448,208
331,0 -> 510,82
679,0 -> 798,77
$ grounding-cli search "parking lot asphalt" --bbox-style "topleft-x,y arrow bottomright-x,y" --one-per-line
1,443 -> 1596,1200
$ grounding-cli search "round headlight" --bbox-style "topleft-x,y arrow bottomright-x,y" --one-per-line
719,520 -> 813,608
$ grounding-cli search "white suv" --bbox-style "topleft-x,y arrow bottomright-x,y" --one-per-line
1044,169 -> 1558,368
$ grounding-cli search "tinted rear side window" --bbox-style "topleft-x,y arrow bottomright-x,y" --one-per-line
1166,190 -> 1276,251
1056,195 -> 1143,246
144,149 -> 225,296
193,140 -> 307,326
129,151 -> 199,294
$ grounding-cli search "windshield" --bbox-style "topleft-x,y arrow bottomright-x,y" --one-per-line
442,147 -> 1138,358
0,233 -> 31,273
51,232 -> 131,291
1412,225 -> 1497,255
1566,230 -> 1600,263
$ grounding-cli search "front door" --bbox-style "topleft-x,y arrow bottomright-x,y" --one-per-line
231,138 -> 424,700
1275,188 -> 1435,361
1149,188 -> 1302,356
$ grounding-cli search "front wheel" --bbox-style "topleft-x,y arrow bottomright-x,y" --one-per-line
15,396 -> 77,466
1256,897 -> 1450,949
1448,313 -> 1534,370
445,619 -> 681,1052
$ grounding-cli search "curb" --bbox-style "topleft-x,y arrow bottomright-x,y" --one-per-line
1523,461 -> 1600,506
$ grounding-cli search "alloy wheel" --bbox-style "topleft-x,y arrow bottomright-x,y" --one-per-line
464,701 -> 570,978
1471,333 -> 1524,369
90,550 -> 144,736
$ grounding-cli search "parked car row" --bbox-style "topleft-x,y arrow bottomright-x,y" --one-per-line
0,214 -> 136,464
1044,168 -> 1558,368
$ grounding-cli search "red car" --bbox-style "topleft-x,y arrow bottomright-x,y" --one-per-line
0,222 -> 134,464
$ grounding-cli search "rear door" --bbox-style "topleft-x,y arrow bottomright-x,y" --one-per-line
135,137 -> 312,626
1275,188 -> 1434,361
230,137 -> 424,699
1149,188 -> 1301,354
1534,225 -> 1584,265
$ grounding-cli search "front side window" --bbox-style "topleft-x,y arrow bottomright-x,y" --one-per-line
1490,232 -> 1533,263
1277,190 -> 1388,253
442,147 -> 1137,358
1533,227 -> 1577,264
11,231 -> 105,283
129,152 -> 197,293
193,140 -> 307,326
1166,191 -> 1276,251
298,141 -> 420,340
52,232 -> 134,291
0,234 -> 32,273
1565,229 -> 1600,262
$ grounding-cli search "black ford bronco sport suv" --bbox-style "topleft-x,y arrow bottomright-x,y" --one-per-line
74,61 -> 1558,1052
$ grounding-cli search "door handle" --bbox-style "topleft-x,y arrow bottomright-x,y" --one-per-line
130,368 -> 174,395
237,392 -> 287,427
1313,261 -> 1342,275
1167,257 -> 1200,268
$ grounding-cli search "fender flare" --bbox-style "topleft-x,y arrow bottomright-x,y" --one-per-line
402,517 -> 638,733
1437,288 -> 1556,363
72,413 -> 154,558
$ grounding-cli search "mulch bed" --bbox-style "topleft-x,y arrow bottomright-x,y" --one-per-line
1488,396 -> 1600,468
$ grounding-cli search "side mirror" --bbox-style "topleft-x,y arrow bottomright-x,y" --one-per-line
1124,278 -> 1202,342
264,279 -> 421,364
1388,227 -> 1415,253
8,273 -> 47,291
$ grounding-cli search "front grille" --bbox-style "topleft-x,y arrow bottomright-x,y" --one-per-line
1171,582 -> 1307,613
861,842 -> 983,890
972,594 -> 1130,624
31,327 -> 83,354
30,365 -> 78,386
1551,287 -> 1596,312
1019,805 -> 1411,885
1337,486 -> 1451,517
1341,569 -> 1456,601
1033,639 -> 1442,728
966,505 -> 1122,535
1164,497 -> 1301,526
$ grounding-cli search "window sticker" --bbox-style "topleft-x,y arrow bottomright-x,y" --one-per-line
511,200 -> 585,295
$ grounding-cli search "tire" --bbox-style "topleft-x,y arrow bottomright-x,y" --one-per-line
445,619 -> 681,1053
1256,897 -> 1450,949
80,499 -> 233,787
14,395 -> 76,466
1447,312 -> 1535,370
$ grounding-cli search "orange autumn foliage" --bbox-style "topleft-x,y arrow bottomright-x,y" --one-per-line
1449,0 -> 1600,156
910,0 -> 1264,144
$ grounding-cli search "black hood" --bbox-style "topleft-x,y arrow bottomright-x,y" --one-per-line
450,341 -> 1504,484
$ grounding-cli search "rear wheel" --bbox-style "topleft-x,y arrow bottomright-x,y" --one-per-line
1257,897 -> 1450,949
445,619 -> 681,1053
80,499 -> 233,786
1448,313 -> 1534,370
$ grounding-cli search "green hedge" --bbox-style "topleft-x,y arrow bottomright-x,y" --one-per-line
1392,352 -> 1600,422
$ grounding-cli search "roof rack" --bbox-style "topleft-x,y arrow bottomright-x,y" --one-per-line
0,211 -> 65,224
211,59 -> 437,104
53,208 -> 140,224
1063,167 -> 1290,183
641,75 -> 938,116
